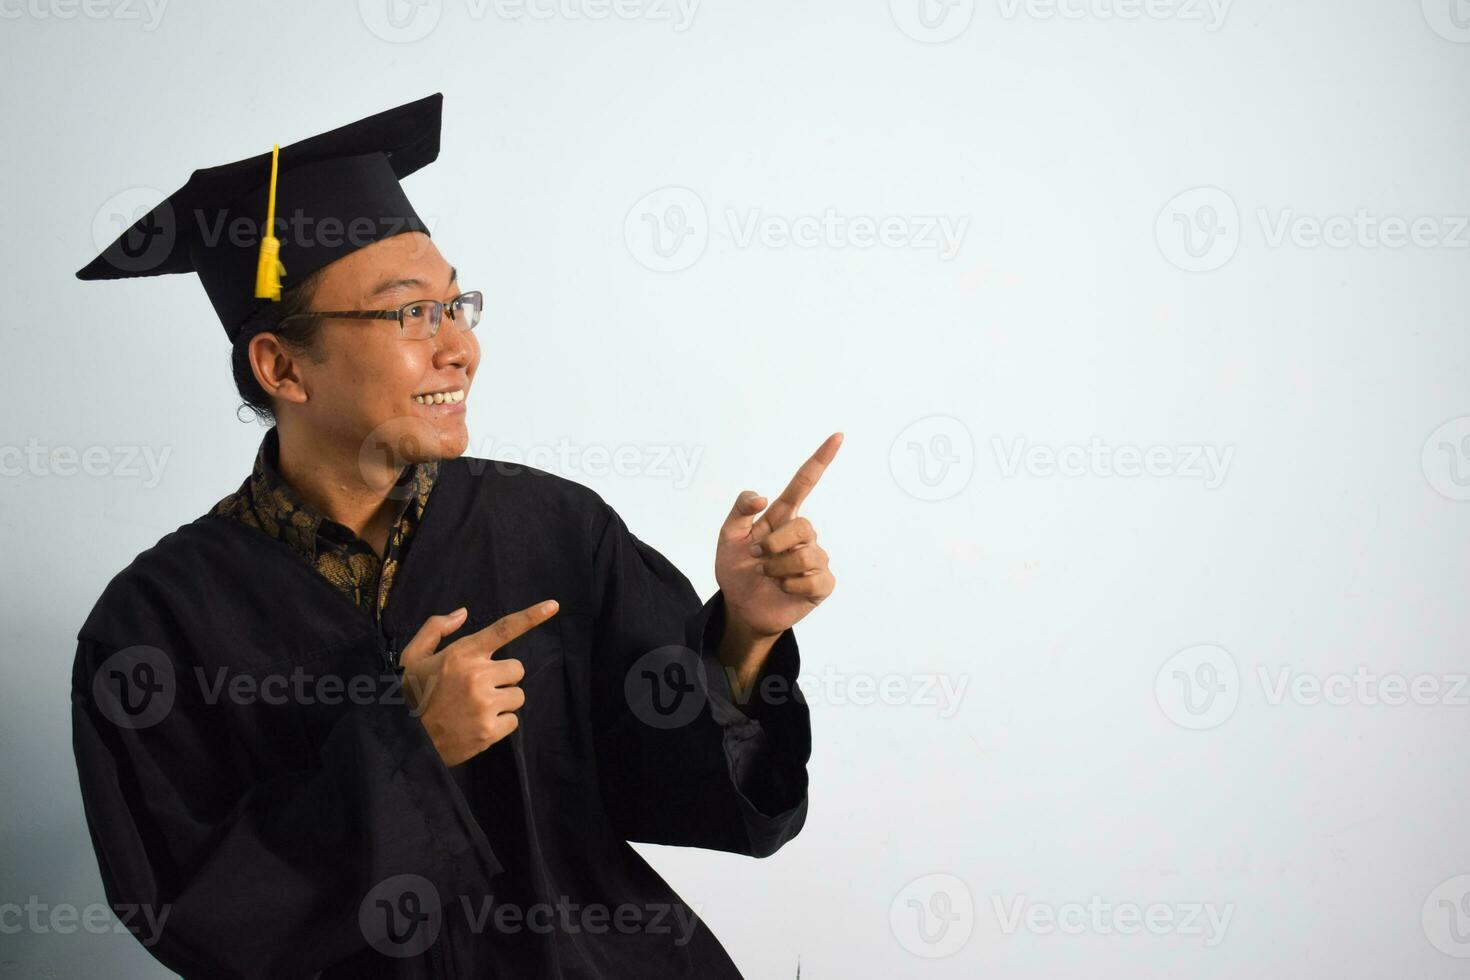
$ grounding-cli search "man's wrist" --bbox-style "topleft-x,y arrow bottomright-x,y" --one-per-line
716,611 -> 781,710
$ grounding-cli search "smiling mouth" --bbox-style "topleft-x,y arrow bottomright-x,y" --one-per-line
412,388 -> 465,405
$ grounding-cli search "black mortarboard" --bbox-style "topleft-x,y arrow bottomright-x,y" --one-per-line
76,92 -> 444,342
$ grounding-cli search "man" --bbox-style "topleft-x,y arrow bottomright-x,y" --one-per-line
71,92 -> 840,978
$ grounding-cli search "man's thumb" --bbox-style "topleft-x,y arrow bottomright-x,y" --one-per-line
399,607 -> 469,667
722,490 -> 765,536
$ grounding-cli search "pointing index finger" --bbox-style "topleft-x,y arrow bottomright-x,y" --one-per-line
774,432 -> 843,518
466,599 -> 560,657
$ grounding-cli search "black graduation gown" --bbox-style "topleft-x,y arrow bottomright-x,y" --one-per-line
70,454 -> 811,979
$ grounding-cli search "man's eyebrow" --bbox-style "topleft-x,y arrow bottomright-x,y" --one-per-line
368,266 -> 459,299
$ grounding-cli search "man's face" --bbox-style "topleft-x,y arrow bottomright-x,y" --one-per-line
292,232 -> 479,468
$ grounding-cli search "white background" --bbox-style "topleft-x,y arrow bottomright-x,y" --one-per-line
3,0 -> 1469,976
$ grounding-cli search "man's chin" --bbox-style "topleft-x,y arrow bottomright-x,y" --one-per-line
411,420 -> 470,464
357,416 -> 468,473
429,424 -> 469,461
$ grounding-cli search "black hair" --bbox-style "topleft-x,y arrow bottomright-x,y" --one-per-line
230,268 -> 327,424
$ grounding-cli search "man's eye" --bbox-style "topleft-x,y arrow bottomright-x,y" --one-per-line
405,304 -> 425,318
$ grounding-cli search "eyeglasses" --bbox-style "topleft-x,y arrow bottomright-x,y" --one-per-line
279,290 -> 483,340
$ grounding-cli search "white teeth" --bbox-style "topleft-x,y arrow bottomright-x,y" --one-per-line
413,388 -> 464,405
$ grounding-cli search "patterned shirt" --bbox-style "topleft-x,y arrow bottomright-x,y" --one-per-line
209,426 -> 438,623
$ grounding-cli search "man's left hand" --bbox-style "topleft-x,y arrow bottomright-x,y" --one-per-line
715,432 -> 842,642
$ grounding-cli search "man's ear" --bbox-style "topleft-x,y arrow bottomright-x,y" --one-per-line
249,332 -> 310,407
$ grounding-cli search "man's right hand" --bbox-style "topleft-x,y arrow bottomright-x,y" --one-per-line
397,600 -> 560,767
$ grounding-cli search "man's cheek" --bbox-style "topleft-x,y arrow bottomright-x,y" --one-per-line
392,349 -> 435,388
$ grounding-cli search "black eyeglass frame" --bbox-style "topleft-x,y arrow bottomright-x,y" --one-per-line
278,289 -> 483,338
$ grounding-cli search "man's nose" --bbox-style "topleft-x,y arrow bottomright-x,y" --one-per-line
432,314 -> 474,365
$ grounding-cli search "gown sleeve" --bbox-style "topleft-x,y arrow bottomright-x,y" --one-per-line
588,502 -> 811,859
71,627 -> 502,979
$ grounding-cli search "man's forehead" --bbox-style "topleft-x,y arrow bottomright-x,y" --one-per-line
364,265 -> 459,300
314,234 -> 456,303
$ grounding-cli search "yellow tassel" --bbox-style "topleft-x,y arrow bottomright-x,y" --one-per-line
254,144 -> 286,300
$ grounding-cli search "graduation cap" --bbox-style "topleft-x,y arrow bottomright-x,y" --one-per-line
77,92 -> 444,342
